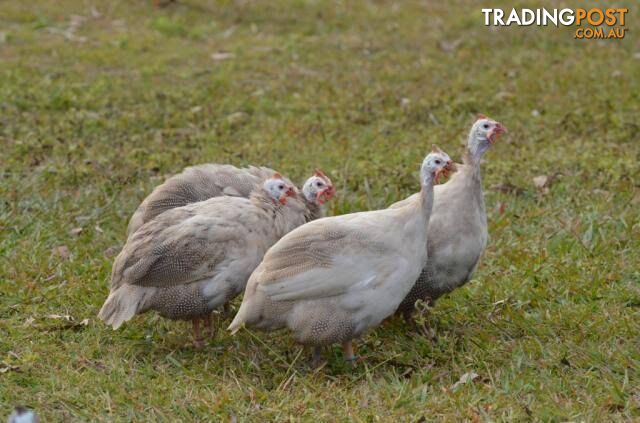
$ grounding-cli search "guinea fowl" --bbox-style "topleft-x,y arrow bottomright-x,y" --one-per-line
98,173 -> 328,347
228,148 -> 454,365
7,407 -> 39,423
128,164 -> 278,235
127,165 -> 334,236
299,169 -> 335,222
394,115 -> 507,323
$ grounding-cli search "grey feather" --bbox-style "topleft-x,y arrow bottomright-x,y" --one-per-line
127,164 -> 281,235
99,188 -> 309,329
396,160 -> 488,316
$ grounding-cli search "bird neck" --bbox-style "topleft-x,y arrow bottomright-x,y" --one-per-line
251,192 -> 295,238
461,150 -> 483,183
454,156 -> 485,216
465,133 -> 490,167
419,174 -> 435,220
303,199 -> 322,222
463,135 -> 487,185
250,190 -> 283,218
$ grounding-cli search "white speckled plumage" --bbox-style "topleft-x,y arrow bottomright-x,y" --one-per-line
395,116 -> 506,317
229,150 -> 453,361
98,178 -> 311,332
127,164 -> 276,235
127,164 -> 332,237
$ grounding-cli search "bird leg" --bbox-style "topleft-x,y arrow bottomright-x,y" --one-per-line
418,318 -> 436,339
406,301 -> 437,339
310,346 -> 324,369
403,308 -> 425,334
192,318 -> 204,348
402,309 -> 415,325
217,303 -> 233,320
203,313 -> 217,339
342,340 -> 359,367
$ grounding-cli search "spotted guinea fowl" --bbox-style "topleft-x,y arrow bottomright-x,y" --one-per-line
127,165 -> 333,235
394,115 -> 506,323
228,148 -> 454,365
98,173 -> 326,347
7,406 -> 39,423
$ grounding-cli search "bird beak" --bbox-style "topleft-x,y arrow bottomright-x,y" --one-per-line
488,122 -> 507,144
434,160 -> 455,184
434,169 -> 444,184
442,160 -> 455,179
315,185 -> 335,205
279,186 -> 296,204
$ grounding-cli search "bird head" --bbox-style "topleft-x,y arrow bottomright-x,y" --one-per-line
421,146 -> 455,185
302,169 -> 335,205
468,114 -> 507,159
263,173 -> 297,205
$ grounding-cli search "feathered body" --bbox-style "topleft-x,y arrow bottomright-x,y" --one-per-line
127,164 -> 315,235
395,116 -> 505,317
394,157 -> 487,315
230,201 -> 430,345
99,186 -> 308,330
229,151 -> 453,359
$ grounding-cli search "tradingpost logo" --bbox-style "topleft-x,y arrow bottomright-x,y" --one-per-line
482,8 -> 628,39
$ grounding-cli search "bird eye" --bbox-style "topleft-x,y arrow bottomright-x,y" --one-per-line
435,159 -> 441,165
483,123 -> 490,129
316,182 -> 323,187
278,184 -> 284,190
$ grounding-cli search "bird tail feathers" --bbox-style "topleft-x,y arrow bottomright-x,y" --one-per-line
97,285 -> 155,329
227,307 -> 247,334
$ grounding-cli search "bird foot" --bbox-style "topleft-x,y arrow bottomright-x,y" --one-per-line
404,310 -> 436,339
192,318 -> 206,348
203,315 -> 217,339
344,355 -> 361,368
402,310 -> 415,325
310,346 -> 325,370
416,320 -> 436,339
311,357 -> 326,370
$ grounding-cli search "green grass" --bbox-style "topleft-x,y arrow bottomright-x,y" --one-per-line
1,0 -> 639,420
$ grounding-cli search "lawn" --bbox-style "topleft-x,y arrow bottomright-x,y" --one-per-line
1,0 -> 639,421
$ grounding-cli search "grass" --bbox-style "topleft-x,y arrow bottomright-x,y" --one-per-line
1,0 -> 639,420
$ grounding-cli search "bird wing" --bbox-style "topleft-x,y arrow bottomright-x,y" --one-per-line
127,164 -> 281,234
115,198 -> 253,289
255,218 -> 394,302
